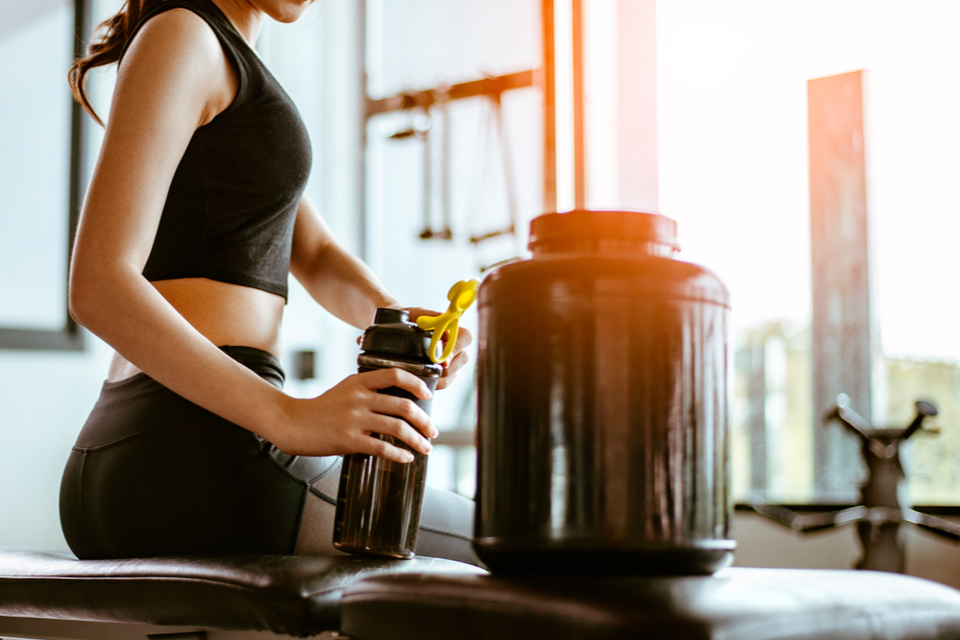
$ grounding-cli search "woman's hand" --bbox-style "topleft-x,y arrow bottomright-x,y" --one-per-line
403,307 -> 473,390
278,368 -> 439,463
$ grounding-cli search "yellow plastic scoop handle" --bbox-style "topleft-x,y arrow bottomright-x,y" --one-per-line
417,279 -> 480,363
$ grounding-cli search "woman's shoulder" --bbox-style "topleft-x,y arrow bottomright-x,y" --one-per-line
115,7 -> 238,126
121,8 -> 226,72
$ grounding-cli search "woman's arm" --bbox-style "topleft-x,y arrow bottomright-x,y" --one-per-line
70,10 -> 435,462
289,197 -> 472,389
289,197 -> 400,329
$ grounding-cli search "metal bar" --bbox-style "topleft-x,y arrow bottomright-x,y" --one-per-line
357,0 -> 369,262
572,0 -> 586,210
364,70 -> 536,119
422,105 -> 433,233
440,99 -> 452,233
64,0 -> 89,348
0,327 -> 83,351
541,0 -> 557,212
746,336 -> 767,494
433,429 -> 476,448
359,1 -> 556,238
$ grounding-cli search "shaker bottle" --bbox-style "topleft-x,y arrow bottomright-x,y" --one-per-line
333,281 -> 479,558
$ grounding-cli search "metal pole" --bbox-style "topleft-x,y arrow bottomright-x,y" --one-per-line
572,0 -> 586,210
357,0 -> 369,262
541,0 -> 558,213
366,71 -> 534,117
65,0 -> 89,347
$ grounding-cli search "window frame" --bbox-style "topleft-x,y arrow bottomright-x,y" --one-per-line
0,0 -> 90,351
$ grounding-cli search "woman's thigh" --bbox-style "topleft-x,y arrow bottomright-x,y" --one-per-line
61,347 -> 314,559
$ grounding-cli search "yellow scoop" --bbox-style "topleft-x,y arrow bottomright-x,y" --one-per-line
417,279 -> 480,363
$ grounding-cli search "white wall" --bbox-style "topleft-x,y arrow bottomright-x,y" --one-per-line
0,344 -> 114,548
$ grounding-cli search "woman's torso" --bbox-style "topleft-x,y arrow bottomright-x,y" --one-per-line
108,278 -> 285,381
110,0 -> 312,382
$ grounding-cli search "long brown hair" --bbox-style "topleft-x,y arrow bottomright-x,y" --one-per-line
69,0 -> 165,127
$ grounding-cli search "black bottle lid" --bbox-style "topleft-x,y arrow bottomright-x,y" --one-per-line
528,210 -> 680,256
374,308 -> 408,324
361,308 -> 434,361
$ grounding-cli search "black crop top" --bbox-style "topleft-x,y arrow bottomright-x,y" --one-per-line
121,0 -> 312,300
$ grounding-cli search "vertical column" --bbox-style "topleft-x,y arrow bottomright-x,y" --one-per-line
318,0 -> 370,263
356,0 -> 368,262
69,0 -> 91,317
808,70 -> 872,497
572,0 -> 586,210
322,0 -> 366,262
616,0 -> 658,212
746,336 -> 768,495
541,0 -> 558,213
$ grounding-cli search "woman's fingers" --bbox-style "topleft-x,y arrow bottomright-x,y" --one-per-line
365,410 -> 433,454
435,335 -> 470,389
353,433 -> 417,464
351,369 -> 438,447
437,325 -> 473,365
435,371 -> 457,391
436,349 -> 469,389
395,306 -> 473,390
371,393 -> 437,440
357,367 -> 432,400
451,324 -> 473,351
291,357 -> 449,462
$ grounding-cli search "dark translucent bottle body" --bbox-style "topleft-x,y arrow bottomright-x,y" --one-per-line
333,308 -> 442,559
474,210 -> 734,574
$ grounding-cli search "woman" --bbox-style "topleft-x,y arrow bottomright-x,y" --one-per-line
59,0 -> 476,563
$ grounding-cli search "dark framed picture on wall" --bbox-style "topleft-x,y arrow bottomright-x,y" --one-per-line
0,0 -> 90,350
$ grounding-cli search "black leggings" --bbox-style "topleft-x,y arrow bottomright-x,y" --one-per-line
59,346 -> 478,564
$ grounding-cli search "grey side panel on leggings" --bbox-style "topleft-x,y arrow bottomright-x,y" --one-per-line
417,485 -> 480,566
296,457 -> 482,567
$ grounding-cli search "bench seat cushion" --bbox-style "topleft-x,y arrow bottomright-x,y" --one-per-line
341,567 -> 960,640
0,549 -> 484,637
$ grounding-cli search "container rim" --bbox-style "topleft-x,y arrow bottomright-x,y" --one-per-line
528,210 -> 680,253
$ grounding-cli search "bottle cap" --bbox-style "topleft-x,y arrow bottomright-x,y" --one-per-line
361,309 -> 434,361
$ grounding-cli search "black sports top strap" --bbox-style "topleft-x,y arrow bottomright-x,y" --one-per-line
119,0 -> 312,300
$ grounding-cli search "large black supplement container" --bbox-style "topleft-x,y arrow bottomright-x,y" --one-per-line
474,210 -> 734,574
333,308 -> 442,559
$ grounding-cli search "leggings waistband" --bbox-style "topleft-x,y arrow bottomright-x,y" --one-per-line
219,345 -> 285,388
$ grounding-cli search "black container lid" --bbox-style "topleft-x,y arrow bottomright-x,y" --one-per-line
528,210 -> 680,254
360,308 -> 434,361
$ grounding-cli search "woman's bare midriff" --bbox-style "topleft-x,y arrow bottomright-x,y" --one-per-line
107,278 -> 286,382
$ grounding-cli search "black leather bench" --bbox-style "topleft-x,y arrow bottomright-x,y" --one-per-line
7,548 -> 960,639
340,567 -> 960,640
0,548 -> 484,639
